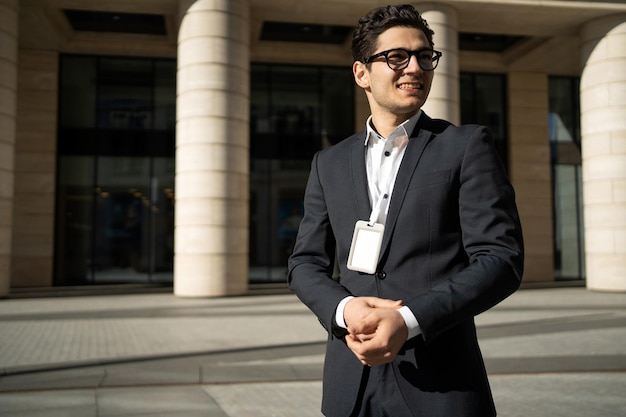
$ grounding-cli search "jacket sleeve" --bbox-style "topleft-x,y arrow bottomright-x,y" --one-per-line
405,126 -> 524,344
288,151 -> 353,336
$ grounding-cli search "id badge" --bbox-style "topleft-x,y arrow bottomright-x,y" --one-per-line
347,220 -> 384,274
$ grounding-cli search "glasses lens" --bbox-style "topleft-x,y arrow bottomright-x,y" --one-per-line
417,51 -> 436,70
386,49 -> 410,69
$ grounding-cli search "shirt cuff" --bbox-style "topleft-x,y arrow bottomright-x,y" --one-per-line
398,305 -> 422,340
335,296 -> 354,329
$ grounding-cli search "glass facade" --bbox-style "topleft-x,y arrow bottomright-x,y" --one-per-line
460,73 -> 508,166
249,64 -> 354,282
549,76 -> 584,280
56,57 -> 354,285
56,56 -> 525,286
56,56 -> 175,285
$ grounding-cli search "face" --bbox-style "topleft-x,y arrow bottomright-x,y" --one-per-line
353,26 -> 434,126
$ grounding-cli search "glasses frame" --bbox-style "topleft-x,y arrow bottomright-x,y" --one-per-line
364,48 -> 443,71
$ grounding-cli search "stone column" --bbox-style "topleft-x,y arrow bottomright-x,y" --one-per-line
580,15 -> 626,291
508,73 -> 553,283
12,51 -> 58,288
419,3 -> 459,124
0,0 -> 18,297
175,0 -> 250,297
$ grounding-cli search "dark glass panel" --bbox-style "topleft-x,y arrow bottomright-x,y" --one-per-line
549,76 -> 584,281
154,60 -> 177,130
92,157 -> 151,283
64,9 -> 167,36
59,56 -> 97,129
260,21 -> 353,44
55,156 -> 95,285
97,58 -> 153,129
249,64 -> 354,282
56,55 -> 175,286
459,33 -> 525,52
321,67 -> 354,146
460,72 -> 508,168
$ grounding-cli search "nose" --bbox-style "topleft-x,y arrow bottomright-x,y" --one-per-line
404,53 -> 421,73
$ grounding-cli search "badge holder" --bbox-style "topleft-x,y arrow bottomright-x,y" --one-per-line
347,220 -> 384,274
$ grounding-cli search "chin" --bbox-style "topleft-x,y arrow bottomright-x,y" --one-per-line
398,101 -> 424,113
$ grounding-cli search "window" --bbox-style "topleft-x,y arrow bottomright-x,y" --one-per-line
249,64 -> 354,282
56,55 -> 175,286
56,58 -> 355,286
549,76 -> 584,280
460,73 -> 508,167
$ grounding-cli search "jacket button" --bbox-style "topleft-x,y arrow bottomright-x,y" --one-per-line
375,271 -> 386,280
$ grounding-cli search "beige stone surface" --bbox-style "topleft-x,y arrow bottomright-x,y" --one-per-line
508,72 -> 554,283
581,15 -> 626,291
421,4 -> 459,124
175,0 -> 250,297
11,49 -> 58,288
0,0 -> 17,297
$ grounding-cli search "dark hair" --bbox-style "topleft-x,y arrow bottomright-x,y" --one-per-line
351,4 -> 434,63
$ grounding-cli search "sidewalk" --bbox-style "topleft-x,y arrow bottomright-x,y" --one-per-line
0,286 -> 624,416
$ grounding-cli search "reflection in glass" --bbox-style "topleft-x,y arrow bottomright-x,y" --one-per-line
98,59 -> 152,129
553,165 -> 585,279
55,156 -> 95,284
91,157 -> 174,283
59,56 -> 97,129
56,55 -> 175,286
94,157 -> 150,282
460,72 -> 507,167
249,64 -> 354,282
55,155 -> 175,285
549,76 -> 584,280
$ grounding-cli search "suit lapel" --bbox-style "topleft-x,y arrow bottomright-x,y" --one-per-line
379,117 -> 434,257
349,133 -> 372,220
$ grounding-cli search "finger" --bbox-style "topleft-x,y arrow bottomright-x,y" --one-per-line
356,332 -> 375,342
347,336 -> 384,360
367,298 -> 403,309
346,334 -> 378,355
346,337 -> 365,358
349,313 -> 380,335
353,343 -> 394,366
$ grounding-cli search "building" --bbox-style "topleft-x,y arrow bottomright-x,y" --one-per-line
1,0 -> 625,297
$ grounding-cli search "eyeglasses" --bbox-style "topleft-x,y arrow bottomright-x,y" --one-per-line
364,48 -> 443,71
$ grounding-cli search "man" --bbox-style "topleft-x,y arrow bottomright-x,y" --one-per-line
288,4 -> 524,417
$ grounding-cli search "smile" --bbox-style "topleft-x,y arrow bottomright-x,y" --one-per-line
398,82 -> 422,90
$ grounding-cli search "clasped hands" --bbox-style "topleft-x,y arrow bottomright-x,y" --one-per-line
343,297 -> 409,367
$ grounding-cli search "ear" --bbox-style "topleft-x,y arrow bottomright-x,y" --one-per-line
353,61 -> 370,90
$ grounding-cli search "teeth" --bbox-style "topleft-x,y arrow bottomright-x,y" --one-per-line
399,83 -> 421,89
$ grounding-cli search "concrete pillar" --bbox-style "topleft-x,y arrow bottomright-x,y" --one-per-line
419,3 -> 459,125
508,73 -> 554,282
12,50 -> 58,288
580,15 -> 626,292
0,0 -> 18,297
175,0 -> 250,297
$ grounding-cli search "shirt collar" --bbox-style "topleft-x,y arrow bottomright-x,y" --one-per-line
364,110 -> 422,146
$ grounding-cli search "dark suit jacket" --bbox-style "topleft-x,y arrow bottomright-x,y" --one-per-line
288,113 -> 524,417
